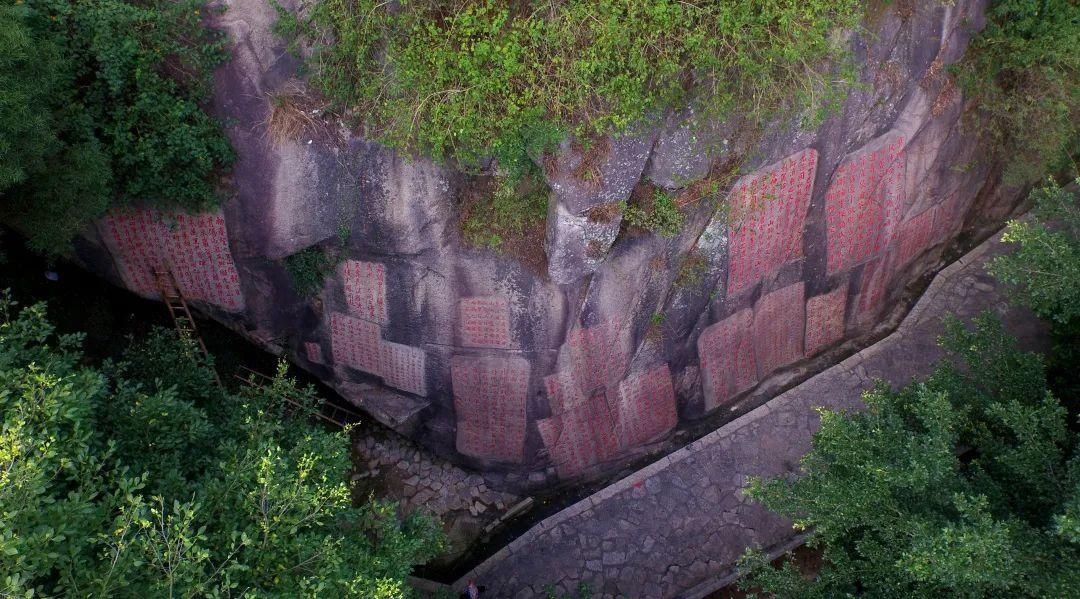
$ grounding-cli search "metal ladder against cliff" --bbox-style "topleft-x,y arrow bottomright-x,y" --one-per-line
234,365 -> 362,429
155,269 -> 223,387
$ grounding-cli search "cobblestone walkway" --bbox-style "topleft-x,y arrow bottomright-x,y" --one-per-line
450,232 -> 1046,598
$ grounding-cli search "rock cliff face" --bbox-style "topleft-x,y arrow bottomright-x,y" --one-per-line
76,0 -> 1024,488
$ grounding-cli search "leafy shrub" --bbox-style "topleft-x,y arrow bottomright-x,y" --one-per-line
988,178 -> 1080,406
0,0 -> 234,255
742,314 -> 1080,597
290,0 -> 859,170
674,253 -> 710,289
956,0 -> 1080,183
0,299 -> 445,597
622,189 -> 684,237
284,245 -> 339,297
0,4 -> 63,190
461,175 -> 548,250
988,180 -> 1080,325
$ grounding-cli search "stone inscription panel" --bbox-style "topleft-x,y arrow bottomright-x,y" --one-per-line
101,211 -> 165,296
544,370 -> 587,415
341,260 -> 387,324
101,210 -> 244,311
536,418 -> 560,451
893,206 -> 937,268
856,256 -> 892,319
305,341 -> 324,364
541,389 -> 619,478
727,149 -> 818,295
825,134 -> 906,275
452,355 -> 530,463
615,364 -> 678,448
164,213 -> 245,311
459,296 -> 512,348
566,320 -> 628,393
753,282 -> 805,377
805,286 -> 847,356
381,341 -> 427,397
698,309 -> 757,411
330,312 -> 382,376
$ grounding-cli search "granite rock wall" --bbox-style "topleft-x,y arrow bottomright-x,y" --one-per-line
77,0 -> 1025,488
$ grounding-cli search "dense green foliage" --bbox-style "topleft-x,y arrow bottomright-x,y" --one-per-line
291,0 -> 859,171
621,189 -> 684,238
0,299 -> 443,597
283,246 -> 340,297
956,0 -> 1080,183
0,3 -> 111,256
989,180 -> 1080,326
742,314 -> 1080,597
988,179 -> 1080,406
460,175 -> 548,250
0,0 -> 233,255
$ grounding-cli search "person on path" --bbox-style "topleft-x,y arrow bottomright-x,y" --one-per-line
461,579 -> 483,599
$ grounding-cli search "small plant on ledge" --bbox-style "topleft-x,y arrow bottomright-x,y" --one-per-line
621,188 -> 685,238
283,245 -> 340,297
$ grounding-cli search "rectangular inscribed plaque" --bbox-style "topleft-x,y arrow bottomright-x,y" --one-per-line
380,341 -> 427,396
856,257 -> 892,319
541,389 -> 619,478
329,312 -> 383,376
452,355 -> 530,463
697,309 -> 757,411
341,260 -> 387,324
305,341 -> 324,364
825,133 -> 906,275
99,209 -> 244,311
753,282 -> 806,377
893,206 -> 937,268
804,286 -> 847,356
459,296 -> 512,348
544,370 -> 588,415
614,364 -> 678,448
566,320 -> 628,393
537,418 -> 560,451
100,210 -> 166,297
727,149 -> 818,295
163,212 -> 245,312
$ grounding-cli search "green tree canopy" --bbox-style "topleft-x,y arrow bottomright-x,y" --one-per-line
0,0 -> 233,256
957,0 -> 1080,183
988,179 -> 1080,403
988,180 -> 1080,326
0,297 -> 444,597
742,314 -> 1080,598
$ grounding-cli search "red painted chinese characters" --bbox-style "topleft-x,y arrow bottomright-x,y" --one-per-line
452,355 -> 531,463
459,296 -> 512,348
99,209 -> 244,311
698,309 -> 757,411
341,260 -> 387,324
825,134 -> 906,275
805,286 -> 848,356
727,149 -> 818,295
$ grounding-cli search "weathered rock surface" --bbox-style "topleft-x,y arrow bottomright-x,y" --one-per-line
77,0 -> 1022,489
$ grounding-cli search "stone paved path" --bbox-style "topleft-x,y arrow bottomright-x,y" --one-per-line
447,232 -> 1046,598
